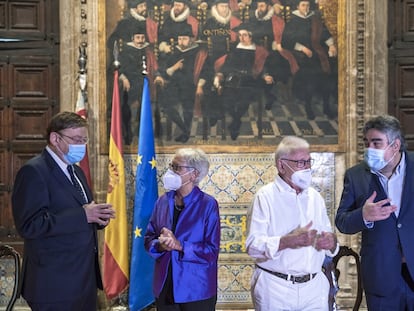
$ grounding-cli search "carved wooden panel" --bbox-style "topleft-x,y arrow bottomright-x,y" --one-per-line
402,1 -> 414,41
11,64 -> 52,98
0,2 -> 6,29
12,107 -> 50,139
0,144 -> 12,238
0,59 -> 5,100
0,191 -> 11,236
0,62 -> 7,196
0,67 -> 6,143
0,1 -> 59,241
0,107 -> 6,152
0,0 -> 45,38
397,108 -> 414,147
0,152 -> 6,191
389,1 -> 414,150
399,64 -> 414,97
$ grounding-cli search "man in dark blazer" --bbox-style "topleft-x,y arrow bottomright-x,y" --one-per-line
12,111 -> 115,311
335,115 -> 414,311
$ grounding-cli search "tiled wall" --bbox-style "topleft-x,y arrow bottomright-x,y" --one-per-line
124,152 -> 335,308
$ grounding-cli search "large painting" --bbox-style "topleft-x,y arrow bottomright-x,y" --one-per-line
105,0 -> 342,153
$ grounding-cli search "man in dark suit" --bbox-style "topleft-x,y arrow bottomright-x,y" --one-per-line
282,0 -> 337,119
336,115 -> 414,311
118,22 -> 159,145
12,111 -> 115,311
156,23 -> 210,143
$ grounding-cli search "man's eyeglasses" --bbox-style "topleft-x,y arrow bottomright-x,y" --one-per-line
281,158 -> 314,168
169,163 -> 194,172
59,133 -> 89,144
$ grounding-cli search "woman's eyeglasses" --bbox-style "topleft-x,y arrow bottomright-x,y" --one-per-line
169,163 -> 195,172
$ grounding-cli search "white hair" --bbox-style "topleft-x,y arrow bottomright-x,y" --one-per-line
175,148 -> 210,184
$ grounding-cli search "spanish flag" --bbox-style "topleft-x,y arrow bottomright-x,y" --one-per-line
103,68 -> 129,299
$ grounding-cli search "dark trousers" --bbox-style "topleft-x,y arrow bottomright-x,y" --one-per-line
28,290 -> 97,311
156,295 -> 217,311
366,263 -> 414,311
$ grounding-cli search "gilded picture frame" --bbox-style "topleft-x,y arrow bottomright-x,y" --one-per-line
102,0 -> 346,154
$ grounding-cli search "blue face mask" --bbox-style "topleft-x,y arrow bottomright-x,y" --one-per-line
364,142 -> 395,171
64,144 -> 86,164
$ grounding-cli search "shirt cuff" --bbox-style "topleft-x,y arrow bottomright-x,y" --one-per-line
364,219 -> 374,228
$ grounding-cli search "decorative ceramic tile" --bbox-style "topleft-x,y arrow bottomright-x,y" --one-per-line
217,260 -> 254,306
220,213 -> 247,254
0,258 -> 15,306
126,152 -> 334,210
124,152 -> 335,306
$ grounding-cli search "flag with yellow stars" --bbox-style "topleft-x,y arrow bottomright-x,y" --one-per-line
129,76 -> 158,310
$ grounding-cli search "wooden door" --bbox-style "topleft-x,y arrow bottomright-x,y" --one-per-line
388,0 -> 414,150
0,0 -> 59,249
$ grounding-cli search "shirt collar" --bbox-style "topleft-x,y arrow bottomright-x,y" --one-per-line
372,151 -> 405,178
46,146 -> 70,173
274,174 -> 308,194
236,43 -> 256,50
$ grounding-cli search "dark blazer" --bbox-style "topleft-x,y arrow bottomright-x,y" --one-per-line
335,151 -> 414,296
12,149 -> 103,304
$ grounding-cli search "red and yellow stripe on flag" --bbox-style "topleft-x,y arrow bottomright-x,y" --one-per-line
75,89 -> 93,189
103,69 -> 129,299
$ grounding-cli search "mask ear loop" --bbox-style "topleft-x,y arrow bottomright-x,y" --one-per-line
385,140 -> 398,164
52,132 -> 67,158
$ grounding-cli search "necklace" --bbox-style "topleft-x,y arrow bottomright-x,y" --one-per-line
174,203 -> 184,212
174,202 -> 184,212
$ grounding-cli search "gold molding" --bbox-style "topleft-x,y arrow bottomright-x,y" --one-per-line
99,0 -> 348,154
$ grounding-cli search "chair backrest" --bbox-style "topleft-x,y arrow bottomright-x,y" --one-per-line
0,244 -> 21,311
332,245 -> 363,311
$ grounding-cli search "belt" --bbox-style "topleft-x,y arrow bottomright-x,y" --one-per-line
256,265 -> 317,284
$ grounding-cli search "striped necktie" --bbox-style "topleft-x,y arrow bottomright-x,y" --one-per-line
67,165 -> 88,204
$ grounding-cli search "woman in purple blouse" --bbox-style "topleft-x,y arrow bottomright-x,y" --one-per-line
144,148 -> 221,311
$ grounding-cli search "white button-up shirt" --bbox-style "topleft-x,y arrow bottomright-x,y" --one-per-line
246,175 -> 337,275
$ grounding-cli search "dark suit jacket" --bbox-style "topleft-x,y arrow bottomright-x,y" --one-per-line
12,149 -> 103,304
335,151 -> 414,296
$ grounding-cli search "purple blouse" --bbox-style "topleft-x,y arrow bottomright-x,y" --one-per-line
144,186 -> 221,303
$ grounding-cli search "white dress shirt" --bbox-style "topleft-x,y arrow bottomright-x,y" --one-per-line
246,175 -> 338,275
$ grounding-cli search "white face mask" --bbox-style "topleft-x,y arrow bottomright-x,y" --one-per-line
364,142 -> 395,172
162,169 -> 192,191
291,168 -> 312,189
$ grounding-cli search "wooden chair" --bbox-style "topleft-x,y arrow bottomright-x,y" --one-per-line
0,244 -> 21,311
324,245 -> 363,311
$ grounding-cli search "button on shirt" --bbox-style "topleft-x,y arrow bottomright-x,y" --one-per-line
246,175 -> 337,275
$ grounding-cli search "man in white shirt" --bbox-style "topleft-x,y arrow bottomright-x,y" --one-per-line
246,135 -> 338,311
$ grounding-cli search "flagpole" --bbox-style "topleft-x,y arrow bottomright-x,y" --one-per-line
129,51 -> 158,311
103,40 -> 129,303
76,46 -> 93,188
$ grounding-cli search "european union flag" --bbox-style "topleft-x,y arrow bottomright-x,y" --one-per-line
129,76 -> 158,310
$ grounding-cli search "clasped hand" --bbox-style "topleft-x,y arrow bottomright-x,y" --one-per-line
83,201 -> 115,226
158,227 -> 183,252
284,221 -> 337,252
